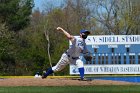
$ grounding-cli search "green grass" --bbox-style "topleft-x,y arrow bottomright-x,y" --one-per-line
0,85 -> 140,93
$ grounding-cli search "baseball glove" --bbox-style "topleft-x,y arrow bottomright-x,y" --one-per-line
83,53 -> 92,61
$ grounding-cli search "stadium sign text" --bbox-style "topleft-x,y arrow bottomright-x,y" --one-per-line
71,35 -> 140,45
70,65 -> 140,74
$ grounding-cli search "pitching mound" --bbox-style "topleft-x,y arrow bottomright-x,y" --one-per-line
0,78 -> 137,86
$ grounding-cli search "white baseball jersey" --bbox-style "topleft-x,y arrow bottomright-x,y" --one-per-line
66,37 -> 85,57
52,37 -> 86,72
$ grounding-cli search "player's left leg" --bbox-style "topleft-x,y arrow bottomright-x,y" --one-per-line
42,53 -> 69,79
76,59 -> 84,80
42,67 -> 53,79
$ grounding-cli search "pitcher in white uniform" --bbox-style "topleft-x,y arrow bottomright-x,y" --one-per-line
42,27 -> 90,80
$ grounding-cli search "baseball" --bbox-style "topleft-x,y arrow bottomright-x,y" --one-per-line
57,27 -> 62,30
34,74 -> 41,78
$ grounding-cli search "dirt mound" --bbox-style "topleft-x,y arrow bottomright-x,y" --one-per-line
0,78 -> 137,86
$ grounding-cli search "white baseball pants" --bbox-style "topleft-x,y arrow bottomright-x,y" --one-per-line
52,53 -> 84,72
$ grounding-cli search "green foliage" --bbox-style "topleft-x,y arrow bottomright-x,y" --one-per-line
0,23 -> 16,75
0,0 -> 34,31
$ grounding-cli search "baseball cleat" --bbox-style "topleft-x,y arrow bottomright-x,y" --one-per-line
41,71 -> 46,79
79,78 -> 92,81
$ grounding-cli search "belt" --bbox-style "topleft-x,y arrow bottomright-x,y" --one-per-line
65,52 -> 79,59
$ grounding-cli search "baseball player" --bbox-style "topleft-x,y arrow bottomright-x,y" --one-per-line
42,27 -> 90,80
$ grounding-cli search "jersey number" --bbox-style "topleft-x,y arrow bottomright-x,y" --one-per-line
78,41 -> 84,46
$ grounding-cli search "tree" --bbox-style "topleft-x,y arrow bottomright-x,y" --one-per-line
89,0 -> 140,35
63,0 -> 92,34
0,23 -> 16,75
0,0 -> 34,31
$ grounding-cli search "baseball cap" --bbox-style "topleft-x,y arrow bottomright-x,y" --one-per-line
80,29 -> 90,34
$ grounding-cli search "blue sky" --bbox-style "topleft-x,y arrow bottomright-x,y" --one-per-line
34,0 -> 63,11
33,0 -> 44,11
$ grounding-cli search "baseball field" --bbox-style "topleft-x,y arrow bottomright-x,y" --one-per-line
1,86 -> 140,93
0,76 -> 140,93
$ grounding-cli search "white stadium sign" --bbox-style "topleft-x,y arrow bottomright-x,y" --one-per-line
70,65 -> 140,74
70,35 -> 140,45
